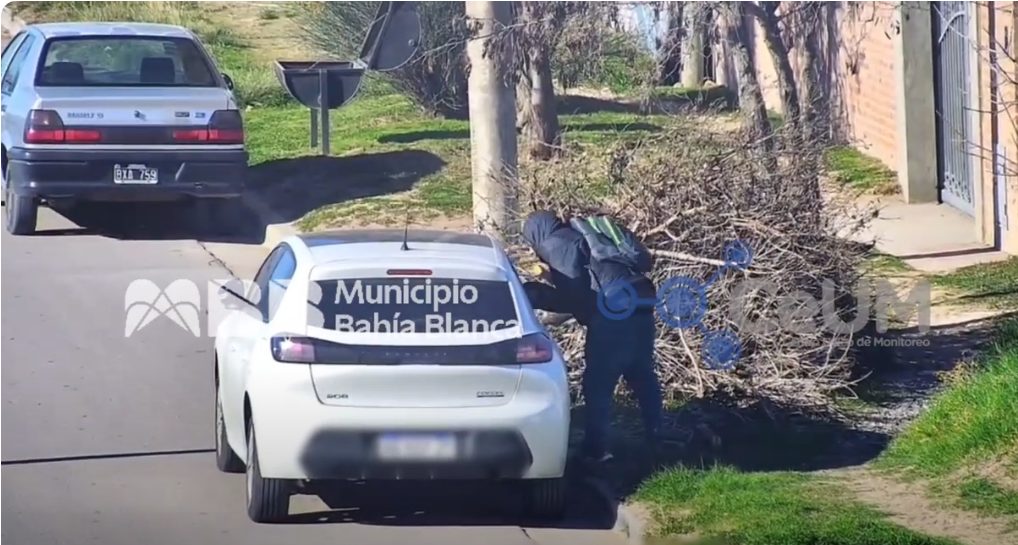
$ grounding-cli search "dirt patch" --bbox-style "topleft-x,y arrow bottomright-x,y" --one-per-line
835,467 -> 1016,545
202,1 -> 314,62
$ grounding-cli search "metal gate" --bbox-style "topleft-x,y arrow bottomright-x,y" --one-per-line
932,2 -> 976,216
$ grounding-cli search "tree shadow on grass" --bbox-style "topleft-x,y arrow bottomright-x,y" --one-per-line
587,400 -> 891,499
562,121 -> 662,133
377,129 -> 470,144
245,150 -> 446,225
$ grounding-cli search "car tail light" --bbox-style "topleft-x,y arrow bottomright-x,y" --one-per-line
24,110 -> 101,144
172,110 -> 244,144
270,335 -> 316,363
515,333 -> 554,364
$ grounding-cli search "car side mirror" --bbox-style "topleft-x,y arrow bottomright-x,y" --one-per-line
222,73 -> 234,90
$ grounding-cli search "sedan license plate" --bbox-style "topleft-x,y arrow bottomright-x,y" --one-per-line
376,433 -> 457,461
113,164 -> 158,184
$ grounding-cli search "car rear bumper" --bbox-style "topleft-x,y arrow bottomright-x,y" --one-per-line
239,363 -> 570,481
6,147 -> 248,201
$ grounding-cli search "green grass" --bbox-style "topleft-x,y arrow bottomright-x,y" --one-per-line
931,257 -> 1018,309
878,319 -> 1018,516
245,92 -> 676,230
955,478 -> 1018,517
864,252 -> 914,276
824,146 -> 899,195
636,467 -> 958,545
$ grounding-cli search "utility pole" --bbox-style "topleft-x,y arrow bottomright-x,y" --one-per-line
465,1 -> 518,235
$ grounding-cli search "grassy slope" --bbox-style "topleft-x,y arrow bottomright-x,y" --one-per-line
636,467 -> 959,545
931,257 -> 1018,310
878,319 -> 1018,516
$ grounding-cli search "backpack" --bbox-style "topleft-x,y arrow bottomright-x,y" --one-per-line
569,215 -> 653,294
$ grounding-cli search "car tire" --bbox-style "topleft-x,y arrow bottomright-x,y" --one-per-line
215,388 -> 244,473
526,478 -> 567,519
4,172 -> 37,235
245,420 -> 289,523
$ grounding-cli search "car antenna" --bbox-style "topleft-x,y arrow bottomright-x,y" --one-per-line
400,202 -> 410,251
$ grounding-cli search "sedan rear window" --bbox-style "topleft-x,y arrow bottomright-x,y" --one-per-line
37,37 -> 217,87
310,278 -> 520,334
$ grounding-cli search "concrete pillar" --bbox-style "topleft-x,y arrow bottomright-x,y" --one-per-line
465,1 -> 518,235
895,2 -> 939,203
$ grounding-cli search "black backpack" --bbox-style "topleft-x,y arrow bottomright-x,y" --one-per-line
569,215 -> 653,293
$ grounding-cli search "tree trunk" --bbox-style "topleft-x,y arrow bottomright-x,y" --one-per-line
526,44 -> 561,160
466,1 -> 518,234
656,1 -> 684,86
747,2 -> 801,137
722,2 -> 775,160
799,2 -> 827,143
518,1 -> 562,161
681,3 -> 707,88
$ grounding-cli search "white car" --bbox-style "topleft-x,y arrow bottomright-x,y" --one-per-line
213,230 -> 571,522
0,22 -> 247,235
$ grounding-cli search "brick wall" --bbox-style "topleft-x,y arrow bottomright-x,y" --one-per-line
753,2 -> 902,172
749,2 -> 1018,253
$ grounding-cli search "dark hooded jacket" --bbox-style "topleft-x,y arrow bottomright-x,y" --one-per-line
522,211 -> 598,325
522,211 -> 657,326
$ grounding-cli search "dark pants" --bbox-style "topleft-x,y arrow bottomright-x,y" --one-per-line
581,309 -> 662,456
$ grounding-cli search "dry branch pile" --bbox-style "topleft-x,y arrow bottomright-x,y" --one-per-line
513,121 -> 873,408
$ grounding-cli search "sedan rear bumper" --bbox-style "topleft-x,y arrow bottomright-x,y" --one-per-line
235,361 -> 570,481
7,147 -> 248,201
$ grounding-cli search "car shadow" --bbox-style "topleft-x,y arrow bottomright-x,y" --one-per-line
280,472 -> 615,529
44,150 -> 446,244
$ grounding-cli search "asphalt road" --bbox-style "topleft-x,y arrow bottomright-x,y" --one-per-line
1,205 -> 622,545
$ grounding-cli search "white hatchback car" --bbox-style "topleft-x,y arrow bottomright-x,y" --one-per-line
214,230 -> 571,522
1,23 -> 246,235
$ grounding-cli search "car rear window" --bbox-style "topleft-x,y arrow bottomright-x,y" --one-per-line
310,278 -> 520,334
37,37 -> 217,87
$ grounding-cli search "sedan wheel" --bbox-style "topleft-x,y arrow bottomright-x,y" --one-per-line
244,420 -> 289,523
4,173 -> 37,235
214,389 -> 244,473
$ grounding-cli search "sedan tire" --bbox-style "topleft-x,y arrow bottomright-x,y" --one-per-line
245,420 -> 289,523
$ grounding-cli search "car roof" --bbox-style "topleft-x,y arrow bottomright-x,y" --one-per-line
31,22 -> 194,39
298,229 -> 502,267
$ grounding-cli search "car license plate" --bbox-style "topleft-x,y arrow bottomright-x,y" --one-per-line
376,433 -> 457,461
113,164 -> 158,184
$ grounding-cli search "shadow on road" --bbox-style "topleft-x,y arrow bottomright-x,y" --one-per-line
39,150 -> 446,244
282,474 -> 615,530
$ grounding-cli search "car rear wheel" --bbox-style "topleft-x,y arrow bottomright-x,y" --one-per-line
526,478 -> 567,519
215,388 -> 244,473
4,170 -> 37,235
245,420 -> 289,523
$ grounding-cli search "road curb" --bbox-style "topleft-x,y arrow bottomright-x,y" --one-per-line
582,476 -> 648,545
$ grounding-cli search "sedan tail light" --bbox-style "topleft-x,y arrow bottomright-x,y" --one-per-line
271,333 -> 556,365
515,333 -> 554,364
173,110 -> 244,144
270,335 -> 317,363
24,110 -> 101,144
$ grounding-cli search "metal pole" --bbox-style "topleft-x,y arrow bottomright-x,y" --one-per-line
319,69 -> 330,156
310,108 -> 319,150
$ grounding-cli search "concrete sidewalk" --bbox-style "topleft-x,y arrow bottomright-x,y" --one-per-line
851,195 -> 1010,273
